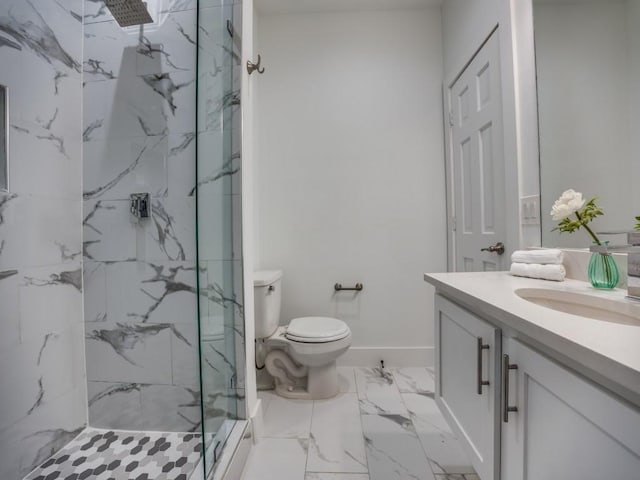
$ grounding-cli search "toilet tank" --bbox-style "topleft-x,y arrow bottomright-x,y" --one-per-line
253,270 -> 283,339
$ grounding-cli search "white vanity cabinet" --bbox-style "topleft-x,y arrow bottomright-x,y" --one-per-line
501,337 -> 640,480
435,290 -> 640,480
434,294 -> 501,480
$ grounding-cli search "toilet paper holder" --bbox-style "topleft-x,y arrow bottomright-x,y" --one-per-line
334,283 -> 363,292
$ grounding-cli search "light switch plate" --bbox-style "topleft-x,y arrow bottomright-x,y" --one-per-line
521,195 -> 540,225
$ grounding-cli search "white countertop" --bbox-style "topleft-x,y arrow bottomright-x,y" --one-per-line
424,272 -> 640,407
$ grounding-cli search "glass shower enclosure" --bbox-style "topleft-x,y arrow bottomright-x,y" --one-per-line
196,1 -> 246,477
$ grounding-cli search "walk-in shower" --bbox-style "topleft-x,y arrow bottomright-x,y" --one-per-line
196,0 -> 246,477
0,0 -> 246,478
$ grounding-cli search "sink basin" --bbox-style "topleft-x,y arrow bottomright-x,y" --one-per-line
515,288 -> 640,325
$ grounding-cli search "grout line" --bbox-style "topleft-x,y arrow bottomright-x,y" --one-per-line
357,410 -> 371,474
355,369 -> 371,475
304,399 -> 314,476
397,372 -> 439,480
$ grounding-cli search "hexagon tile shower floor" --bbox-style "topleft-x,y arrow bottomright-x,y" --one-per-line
23,429 -> 203,480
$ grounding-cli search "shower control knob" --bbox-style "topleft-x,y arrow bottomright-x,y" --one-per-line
130,193 -> 151,220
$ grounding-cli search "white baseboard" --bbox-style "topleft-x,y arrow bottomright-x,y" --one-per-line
337,346 -> 434,367
248,398 -> 265,440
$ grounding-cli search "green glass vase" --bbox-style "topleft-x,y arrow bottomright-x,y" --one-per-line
588,242 -> 619,290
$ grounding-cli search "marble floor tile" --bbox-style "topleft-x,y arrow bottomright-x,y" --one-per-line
307,393 -> 368,473
391,367 -> 436,394
243,437 -> 308,480
261,393 -> 313,439
338,367 -> 357,393
402,393 -> 475,475
245,369 -> 474,480
305,474 -> 370,480
361,414 -> 435,480
354,368 -> 408,415
258,390 -> 275,415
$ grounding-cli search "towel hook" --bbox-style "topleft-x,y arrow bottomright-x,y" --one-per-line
247,55 -> 265,75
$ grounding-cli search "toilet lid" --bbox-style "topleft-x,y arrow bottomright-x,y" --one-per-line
286,317 -> 350,343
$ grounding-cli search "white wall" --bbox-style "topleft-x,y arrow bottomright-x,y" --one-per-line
536,2 -> 633,246
631,1 -> 640,221
254,7 -> 446,363
441,0 -> 502,81
242,0 -> 259,421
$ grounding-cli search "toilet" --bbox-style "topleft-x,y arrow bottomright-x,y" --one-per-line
254,270 -> 352,400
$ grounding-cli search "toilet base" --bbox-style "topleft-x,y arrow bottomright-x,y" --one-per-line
273,362 -> 339,400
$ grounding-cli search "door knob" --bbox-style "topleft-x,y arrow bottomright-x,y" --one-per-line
481,242 -> 505,255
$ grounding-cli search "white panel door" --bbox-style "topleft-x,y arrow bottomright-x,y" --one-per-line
449,30 -> 506,272
435,295 -> 501,480
502,337 -> 640,480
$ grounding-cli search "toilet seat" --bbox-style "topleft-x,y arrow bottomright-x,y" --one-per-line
285,316 -> 350,343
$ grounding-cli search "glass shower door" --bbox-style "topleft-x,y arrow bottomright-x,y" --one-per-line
196,1 -> 245,477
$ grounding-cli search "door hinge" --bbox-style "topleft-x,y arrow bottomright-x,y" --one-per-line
452,216 -> 457,232
449,110 -> 455,127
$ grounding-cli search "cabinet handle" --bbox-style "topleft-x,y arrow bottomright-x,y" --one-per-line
503,354 -> 519,422
476,337 -> 490,395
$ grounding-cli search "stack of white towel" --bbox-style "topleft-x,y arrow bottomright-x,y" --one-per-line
510,249 -> 566,282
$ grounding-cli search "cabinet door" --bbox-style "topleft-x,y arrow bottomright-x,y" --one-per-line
435,294 -> 501,480
502,338 -> 640,480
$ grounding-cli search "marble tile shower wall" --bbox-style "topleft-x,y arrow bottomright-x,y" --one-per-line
82,0 -> 199,434
82,0 -> 245,434
0,1 -> 86,479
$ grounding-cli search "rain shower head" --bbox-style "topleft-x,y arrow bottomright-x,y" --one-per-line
105,0 -> 154,27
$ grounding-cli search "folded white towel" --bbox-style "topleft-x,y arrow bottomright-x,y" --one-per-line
510,262 -> 566,282
511,249 -> 564,265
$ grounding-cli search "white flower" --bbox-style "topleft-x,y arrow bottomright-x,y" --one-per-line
550,189 -> 586,221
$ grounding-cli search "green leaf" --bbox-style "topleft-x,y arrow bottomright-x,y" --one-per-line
553,197 -> 604,240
